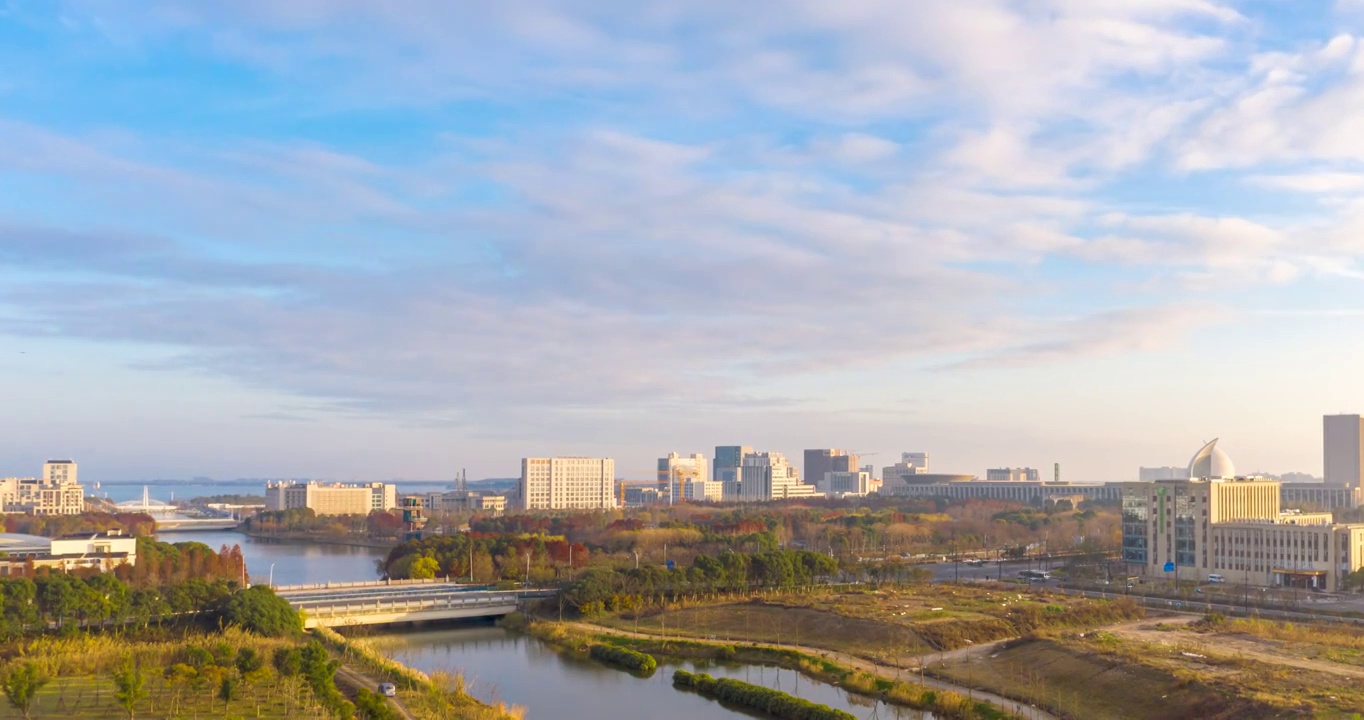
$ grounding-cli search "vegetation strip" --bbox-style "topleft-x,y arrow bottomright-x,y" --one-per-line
673,669 -> 855,720
587,644 -> 658,673
526,620 -> 1022,720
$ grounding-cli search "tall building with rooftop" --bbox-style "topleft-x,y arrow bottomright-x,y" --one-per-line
803,449 -> 859,494
519,457 -> 616,511
736,451 -> 818,502
1325,414 -> 1364,489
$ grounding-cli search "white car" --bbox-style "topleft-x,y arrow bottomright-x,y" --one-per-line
379,683 -> 397,697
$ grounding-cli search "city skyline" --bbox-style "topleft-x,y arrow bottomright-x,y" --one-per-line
5,3 -> 1364,481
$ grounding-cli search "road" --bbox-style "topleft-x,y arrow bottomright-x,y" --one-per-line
332,661 -> 417,720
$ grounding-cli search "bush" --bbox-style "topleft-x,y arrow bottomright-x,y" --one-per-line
673,670 -> 856,720
588,644 -> 657,673
217,586 -> 303,637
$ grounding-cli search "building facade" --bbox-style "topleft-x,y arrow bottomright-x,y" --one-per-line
714,446 -> 753,487
892,478 -> 1119,503
1139,466 -> 1191,482
0,460 -> 86,515
1325,414 -> 1364,489
520,457 -> 616,511
986,467 -> 1040,482
803,449 -> 859,493
0,529 -> 137,575
265,481 -> 397,516
409,490 -> 507,515
820,470 -> 879,497
1280,484 -> 1362,511
1122,439 -> 1364,591
735,452 -> 818,502
658,452 -> 710,500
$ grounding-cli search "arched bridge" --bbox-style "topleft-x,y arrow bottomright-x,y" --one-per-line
273,578 -> 554,629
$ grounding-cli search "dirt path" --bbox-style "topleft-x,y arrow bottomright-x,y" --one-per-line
333,661 -> 418,720
565,621 -> 1059,720
1104,615 -> 1364,679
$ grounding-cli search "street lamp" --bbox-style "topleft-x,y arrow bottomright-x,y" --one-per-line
268,563 -> 275,589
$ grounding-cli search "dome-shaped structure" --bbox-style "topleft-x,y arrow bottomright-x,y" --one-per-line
1188,438 -> 1235,479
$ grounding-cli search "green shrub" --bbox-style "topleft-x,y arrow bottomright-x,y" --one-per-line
673,669 -> 856,720
589,644 -> 657,673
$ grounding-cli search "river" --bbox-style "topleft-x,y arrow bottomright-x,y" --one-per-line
156,528 -> 389,586
157,530 -> 934,719
362,624 -> 934,720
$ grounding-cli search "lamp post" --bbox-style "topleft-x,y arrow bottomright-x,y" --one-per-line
268,563 -> 275,589
470,546 -> 474,583
633,550 -> 640,570
525,552 -> 531,589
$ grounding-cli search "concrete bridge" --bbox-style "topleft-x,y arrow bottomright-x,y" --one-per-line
276,579 -> 552,629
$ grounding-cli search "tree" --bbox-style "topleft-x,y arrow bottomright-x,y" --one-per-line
218,676 -> 237,711
234,647 -> 264,676
409,556 -> 440,580
218,585 -> 303,637
1,662 -> 48,720
111,659 -> 148,720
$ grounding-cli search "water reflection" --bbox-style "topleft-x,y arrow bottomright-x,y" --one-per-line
155,529 -> 389,586
363,623 -> 933,720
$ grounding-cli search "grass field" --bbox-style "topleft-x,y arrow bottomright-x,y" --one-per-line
0,673 -> 330,719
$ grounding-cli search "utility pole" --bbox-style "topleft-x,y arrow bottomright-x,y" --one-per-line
469,546 -> 474,583
525,552 -> 531,589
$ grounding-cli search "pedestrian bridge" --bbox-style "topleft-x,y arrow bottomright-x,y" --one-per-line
275,579 -> 551,629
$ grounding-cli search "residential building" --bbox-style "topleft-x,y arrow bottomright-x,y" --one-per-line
820,470 -> 879,497
520,457 -> 616,511
0,460 -> 86,515
736,452 -> 818,502
1122,438 -> 1364,591
986,467 -> 1040,482
1325,414 -> 1364,488
1139,466 -> 1191,482
265,481 -> 397,516
804,449 -> 859,494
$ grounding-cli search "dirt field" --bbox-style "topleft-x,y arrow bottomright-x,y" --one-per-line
935,617 -> 1364,720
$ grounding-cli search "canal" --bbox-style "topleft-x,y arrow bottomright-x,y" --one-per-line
156,529 -> 934,719
362,624 -> 934,720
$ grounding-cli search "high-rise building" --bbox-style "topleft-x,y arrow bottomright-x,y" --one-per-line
714,445 -> 753,487
803,449 -> 859,493
737,452 -> 818,502
265,481 -> 397,516
657,452 -> 709,485
1324,414 -> 1364,489
519,457 -> 616,511
0,460 -> 85,515
986,467 -> 1040,482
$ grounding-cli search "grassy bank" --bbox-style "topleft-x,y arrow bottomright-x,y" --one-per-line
313,625 -> 523,720
0,629 -> 328,719
525,619 -> 1020,720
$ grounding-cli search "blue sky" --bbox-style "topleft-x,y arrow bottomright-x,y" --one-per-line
3,0 -> 1364,483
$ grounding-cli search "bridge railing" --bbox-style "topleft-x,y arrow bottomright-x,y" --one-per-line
298,592 -> 520,618
275,577 -> 461,593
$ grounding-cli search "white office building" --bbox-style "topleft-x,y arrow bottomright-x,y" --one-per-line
658,452 -> 713,501
520,457 -> 616,511
736,452 -> 818,502
820,470 -> 879,497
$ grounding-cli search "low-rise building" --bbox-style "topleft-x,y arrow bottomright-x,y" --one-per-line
1122,439 -> 1364,592
0,529 -> 137,575
265,481 -> 397,516
819,470 -> 880,497
408,490 -> 507,515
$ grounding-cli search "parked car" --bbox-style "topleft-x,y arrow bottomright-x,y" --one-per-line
379,683 -> 397,697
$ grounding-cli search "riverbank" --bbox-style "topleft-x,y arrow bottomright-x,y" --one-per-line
520,617 -> 1036,720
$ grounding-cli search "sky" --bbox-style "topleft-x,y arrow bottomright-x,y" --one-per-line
3,1 -> 1364,484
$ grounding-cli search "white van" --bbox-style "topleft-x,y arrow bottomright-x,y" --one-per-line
1207,574 -> 1226,584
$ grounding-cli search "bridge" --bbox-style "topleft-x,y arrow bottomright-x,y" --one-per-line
275,579 -> 552,629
